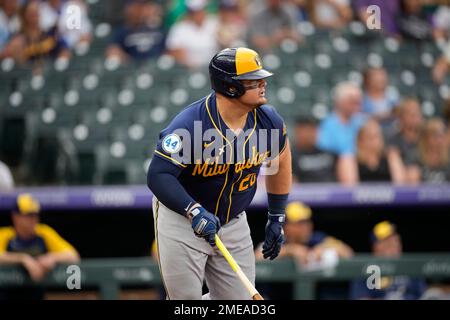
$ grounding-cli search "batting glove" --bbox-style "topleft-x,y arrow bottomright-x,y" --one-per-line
262,212 -> 285,260
188,206 -> 221,246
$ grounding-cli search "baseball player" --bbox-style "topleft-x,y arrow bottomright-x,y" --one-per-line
0,193 -> 80,299
147,47 -> 292,300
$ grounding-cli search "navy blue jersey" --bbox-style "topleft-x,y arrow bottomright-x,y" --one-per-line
153,92 -> 287,225
112,25 -> 165,60
350,276 -> 427,300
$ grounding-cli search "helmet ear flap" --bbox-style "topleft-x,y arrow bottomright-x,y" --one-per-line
228,79 -> 245,98
210,70 -> 245,98
209,48 -> 250,98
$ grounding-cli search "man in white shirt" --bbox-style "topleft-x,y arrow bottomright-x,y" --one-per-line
310,0 -> 352,30
39,0 -> 92,48
0,0 -> 20,50
166,0 -> 219,68
433,5 -> 450,45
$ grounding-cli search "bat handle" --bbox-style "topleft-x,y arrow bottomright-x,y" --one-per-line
252,293 -> 264,300
215,235 -> 264,300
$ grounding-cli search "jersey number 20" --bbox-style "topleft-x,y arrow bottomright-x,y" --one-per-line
238,173 -> 257,192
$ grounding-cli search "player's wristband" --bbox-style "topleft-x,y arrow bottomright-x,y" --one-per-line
267,193 -> 288,222
268,212 -> 285,223
186,203 -> 202,220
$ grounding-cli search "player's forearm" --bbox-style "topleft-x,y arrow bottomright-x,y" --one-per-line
317,238 -> 354,258
264,144 -> 292,221
0,252 -> 28,265
265,142 -> 292,195
47,251 -> 80,264
387,148 -> 406,184
147,156 -> 197,217
336,155 -> 358,185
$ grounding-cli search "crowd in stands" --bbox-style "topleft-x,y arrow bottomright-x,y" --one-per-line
1,0 -> 449,68
291,70 -> 450,184
1,0 -> 450,186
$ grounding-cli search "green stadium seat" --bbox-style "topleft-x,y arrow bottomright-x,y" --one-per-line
311,85 -> 332,106
95,144 -> 128,184
2,17 -> 448,185
420,85 -> 442,111
126,160 -> 148,185
70,138 -> 102,184
0,115 -> 26,167
313,36 -> 334,55
295,51 -> 315,72
26,132 -> 70,185
420,40 -> 442,59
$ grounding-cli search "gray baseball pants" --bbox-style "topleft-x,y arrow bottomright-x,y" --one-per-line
152,196 -> 255,300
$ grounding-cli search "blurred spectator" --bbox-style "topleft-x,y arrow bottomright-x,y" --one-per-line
106,0 -> 165,63
248,0 -> 301,53
443,99 -> 450,145
291,115 -> 338,183
0,0 -> 20,50
0,194 -> 80,300
217,0 -> 247,49
350,221 -> 427,300
141,0 -> 164,26
408,118 -> 450,183
317,82 -> 367,156
432,40 -> 450,84
421,285 -> 450,300
0,159 -> 14,191
397,0 -> 433,41
288,0 -> 309,22
59,1 -> 92,49
309,0 -> 352,30
386,98 -> 423,176
432,4 -> 450,45
0,0 -> 71,68
255,201 -> 354,267
354,0 -> 400,36
338,118 -> 406,184
362,67 -> 399,123
164,0 -> 217,28
39,0 -> 61,32
39,0 -> 92,48
165,0 -> 219,68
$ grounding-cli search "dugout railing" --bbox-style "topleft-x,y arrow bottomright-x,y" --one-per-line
1,254 -> 450,299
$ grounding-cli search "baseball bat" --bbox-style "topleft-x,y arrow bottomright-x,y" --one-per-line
215,234 -> 264,300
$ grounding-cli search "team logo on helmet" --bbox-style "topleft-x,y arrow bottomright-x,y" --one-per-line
254,55 -> 262,68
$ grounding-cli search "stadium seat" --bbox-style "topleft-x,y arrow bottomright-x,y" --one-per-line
126,160 -> 148,185
0,11 -> 446,185
0,115 -> 26,167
